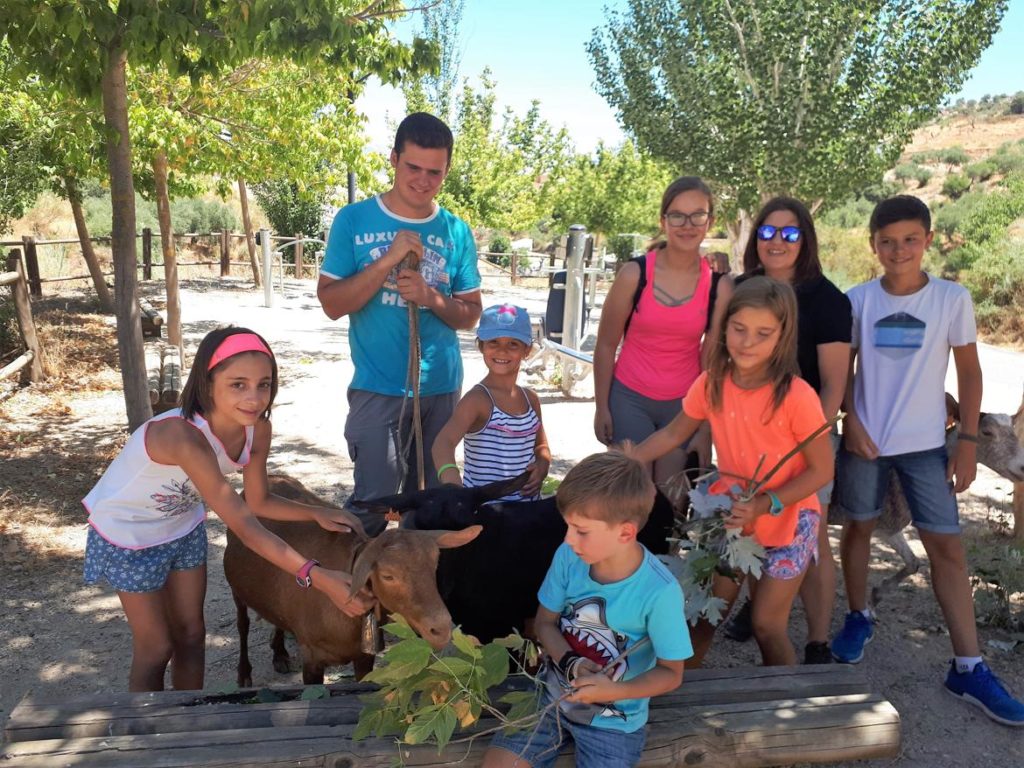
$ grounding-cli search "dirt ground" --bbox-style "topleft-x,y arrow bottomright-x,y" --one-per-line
1,275 -> 1023,767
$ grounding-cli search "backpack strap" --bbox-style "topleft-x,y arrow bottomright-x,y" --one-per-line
705,270 -> 724,333
621,254 -> 647,337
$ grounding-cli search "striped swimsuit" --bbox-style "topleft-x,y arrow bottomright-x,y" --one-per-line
462,384 -> 540,502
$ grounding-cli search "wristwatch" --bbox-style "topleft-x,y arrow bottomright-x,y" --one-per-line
295,559 -> 320,588
765,490 -> 784,517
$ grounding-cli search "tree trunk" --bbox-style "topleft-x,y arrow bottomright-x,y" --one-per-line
725,209 -> 754,268
152,151 -> 182,352
101,43 -> 151,431
65,175 -> 113,313
238,177 -> 261,288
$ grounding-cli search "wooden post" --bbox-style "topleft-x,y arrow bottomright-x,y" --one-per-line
142,228 -> 152,280
510,249 -> 517,285
5,252 -> 44,382
294,234 -> 303,280
220,230 -> 230,277
20,236 -> 41,297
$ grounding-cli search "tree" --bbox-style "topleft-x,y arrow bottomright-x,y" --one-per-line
588,0 -> 1007,254
402,0 -> 465,124
2,1 -> 436,430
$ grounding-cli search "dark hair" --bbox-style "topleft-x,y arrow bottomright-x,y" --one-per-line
393,112 -> 454,163
180,326 -> 278,421
742,196 -> 822,284
869,195 -> 931,236
556,451 -> 655,527
705,276 -> 799,416
647,175 -> 714,251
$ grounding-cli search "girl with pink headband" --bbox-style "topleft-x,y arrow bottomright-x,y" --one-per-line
82,326 -> 373,692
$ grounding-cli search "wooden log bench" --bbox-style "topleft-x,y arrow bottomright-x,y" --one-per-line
1,665 -> 900,767
139,298 -> 164,339
145,341 -> 182,413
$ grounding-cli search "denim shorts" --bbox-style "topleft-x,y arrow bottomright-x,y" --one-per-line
83,522 -> 207,593
834,445 -> 959,534
762,508 -> 819,580
490,689 -> 646,768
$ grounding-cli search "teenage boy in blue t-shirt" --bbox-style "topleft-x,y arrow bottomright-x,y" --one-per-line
832,195 -> 1024,726
483,451 -> 692,768
318,113 -> 482,533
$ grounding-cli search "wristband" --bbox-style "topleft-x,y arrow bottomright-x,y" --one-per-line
557,650 -> 585,681
957,433 -> 979,444
765,490 -> 784,517
436,463 -> 459,481
295,559 -> 319,588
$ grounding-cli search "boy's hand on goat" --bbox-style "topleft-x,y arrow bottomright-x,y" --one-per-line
521,460 -> 550,497
313,568 -> 377,618
566,670 -> 618,705
947,440 -> 978,493
313,508 -> 366,538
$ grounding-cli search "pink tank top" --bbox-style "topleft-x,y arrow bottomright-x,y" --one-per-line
613,250 -> 710,401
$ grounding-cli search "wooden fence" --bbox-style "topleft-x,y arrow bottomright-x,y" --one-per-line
0,251 -> 45,384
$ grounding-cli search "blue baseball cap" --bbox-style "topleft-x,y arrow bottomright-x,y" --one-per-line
477,303 -> 533,345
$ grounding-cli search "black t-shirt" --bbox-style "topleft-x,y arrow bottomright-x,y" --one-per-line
794,275 -> 852,393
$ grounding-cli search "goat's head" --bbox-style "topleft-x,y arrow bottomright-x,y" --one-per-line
946,394 -> 1024,482
349,525 -> 482,649
352,470 -> 531,529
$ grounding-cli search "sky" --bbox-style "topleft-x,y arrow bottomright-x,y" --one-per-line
359,0 -> 1024,154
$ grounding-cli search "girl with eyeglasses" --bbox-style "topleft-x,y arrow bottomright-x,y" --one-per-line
593,176 -> 733,486
724,196 -> 853,666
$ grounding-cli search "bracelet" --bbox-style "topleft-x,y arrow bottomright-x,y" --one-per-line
436,463 -> 459,480
958,433 -> 979,444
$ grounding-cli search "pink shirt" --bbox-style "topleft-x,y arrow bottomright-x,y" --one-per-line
614,251 -> 710,401
684,372 -> 825,548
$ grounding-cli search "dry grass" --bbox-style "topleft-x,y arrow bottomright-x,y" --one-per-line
904,113 -> 1024,159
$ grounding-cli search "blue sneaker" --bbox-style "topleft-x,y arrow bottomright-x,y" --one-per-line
944,661 -> 1024,727
830,611 -> 874,663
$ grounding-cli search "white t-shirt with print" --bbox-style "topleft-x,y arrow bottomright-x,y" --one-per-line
848,275 -> 976,457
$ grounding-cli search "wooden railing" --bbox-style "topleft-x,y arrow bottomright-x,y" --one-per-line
0,251 -> 45,384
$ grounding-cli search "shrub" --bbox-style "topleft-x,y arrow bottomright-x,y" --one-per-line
820,196 -> 874,229
817,225 -> 878,290
932,191 -> 986,240
942,173 -> 972,199
1009,92 -> 1024,116
488,234 -> 510,253
169,198 -> 237,234
990,148 -> 1024,177
939,146 -> 970,166
893,163 -> 932,187
965,160 -> 998,183
607,233 -> 641,264
251,181 -> 327,259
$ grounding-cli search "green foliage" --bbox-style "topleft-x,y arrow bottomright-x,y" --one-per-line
942,172 -> 972,199
83,193 -> 235,237
990,144 -> 1024,176
969,542 -> 1024,630
588,0 -> 1006,226
817,225 -> 878,290
1008,92 -> 1024,115
958,173 -> 1024,246
607,233 -> 643,264
252,180 -> 326,254
0,294 -> 20,362
938,146 -> 971,166
932,191 -> 986,239
965,159 -> 998,182
488,234 -> 511,254
893,163 -> 932,188
402,0 -> 465,125
354,617 -> 541,755
550,140 -> 673,237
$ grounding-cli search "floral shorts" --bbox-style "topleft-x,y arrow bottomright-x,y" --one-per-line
762,509 -> 819,580
83,522 -> 207,593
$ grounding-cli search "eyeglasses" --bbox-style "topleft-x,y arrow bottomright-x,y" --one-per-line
757,225 -> 802,243
664,211 -> 710,228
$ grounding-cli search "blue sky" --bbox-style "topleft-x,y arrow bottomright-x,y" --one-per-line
359,0 -> 1024,153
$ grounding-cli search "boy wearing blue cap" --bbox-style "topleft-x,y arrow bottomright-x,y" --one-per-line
432,303 -> 550,501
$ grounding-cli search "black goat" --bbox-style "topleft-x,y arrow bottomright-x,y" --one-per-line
354,472 -> 675,643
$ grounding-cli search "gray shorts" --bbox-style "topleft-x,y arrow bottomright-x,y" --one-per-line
344,388 -> 459,535
817,430 -> 840,507
608,377 -> 684,444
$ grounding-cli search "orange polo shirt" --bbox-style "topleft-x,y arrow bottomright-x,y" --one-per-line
683,372 -> 825,547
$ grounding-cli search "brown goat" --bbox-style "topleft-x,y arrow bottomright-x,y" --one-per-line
224,475 -> 481,685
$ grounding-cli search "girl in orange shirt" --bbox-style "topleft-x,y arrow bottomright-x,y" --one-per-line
631,276 -> 834,666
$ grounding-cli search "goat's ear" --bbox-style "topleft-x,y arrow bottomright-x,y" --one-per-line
946,392 -> 960,425
349,535 -> 389,596
433,525 -> 483,549
477,470 -> 530,502
351,491 -> 415,514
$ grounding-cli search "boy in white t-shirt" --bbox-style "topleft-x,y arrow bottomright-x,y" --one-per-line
832,195 -> 1023,726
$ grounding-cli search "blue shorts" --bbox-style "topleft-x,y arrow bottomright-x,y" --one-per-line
83,522 -> 207,593
490,689 -> 646,768
762,508 -> 819,580
834,445 -> 959,534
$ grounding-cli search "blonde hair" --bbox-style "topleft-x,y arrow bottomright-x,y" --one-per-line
705,275 -> 799,417
556,452 -> 655,526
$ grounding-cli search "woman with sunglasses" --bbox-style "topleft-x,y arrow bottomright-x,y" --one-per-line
594,176 -> 733,484
725,196 -> 852,665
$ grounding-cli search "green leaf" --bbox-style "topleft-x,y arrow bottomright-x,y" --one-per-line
300,685 -> 330,701
382,619 -> 417,640
362,638 -> 433,684
404,704 -> 457,752
478,643 -> 510,689
451,627 -> 482,659
429,656 -> 476,678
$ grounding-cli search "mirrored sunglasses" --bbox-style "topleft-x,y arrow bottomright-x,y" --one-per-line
757,225 -> 801,243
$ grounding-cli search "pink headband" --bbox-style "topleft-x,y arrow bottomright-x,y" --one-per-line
207,333 -> 274,371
